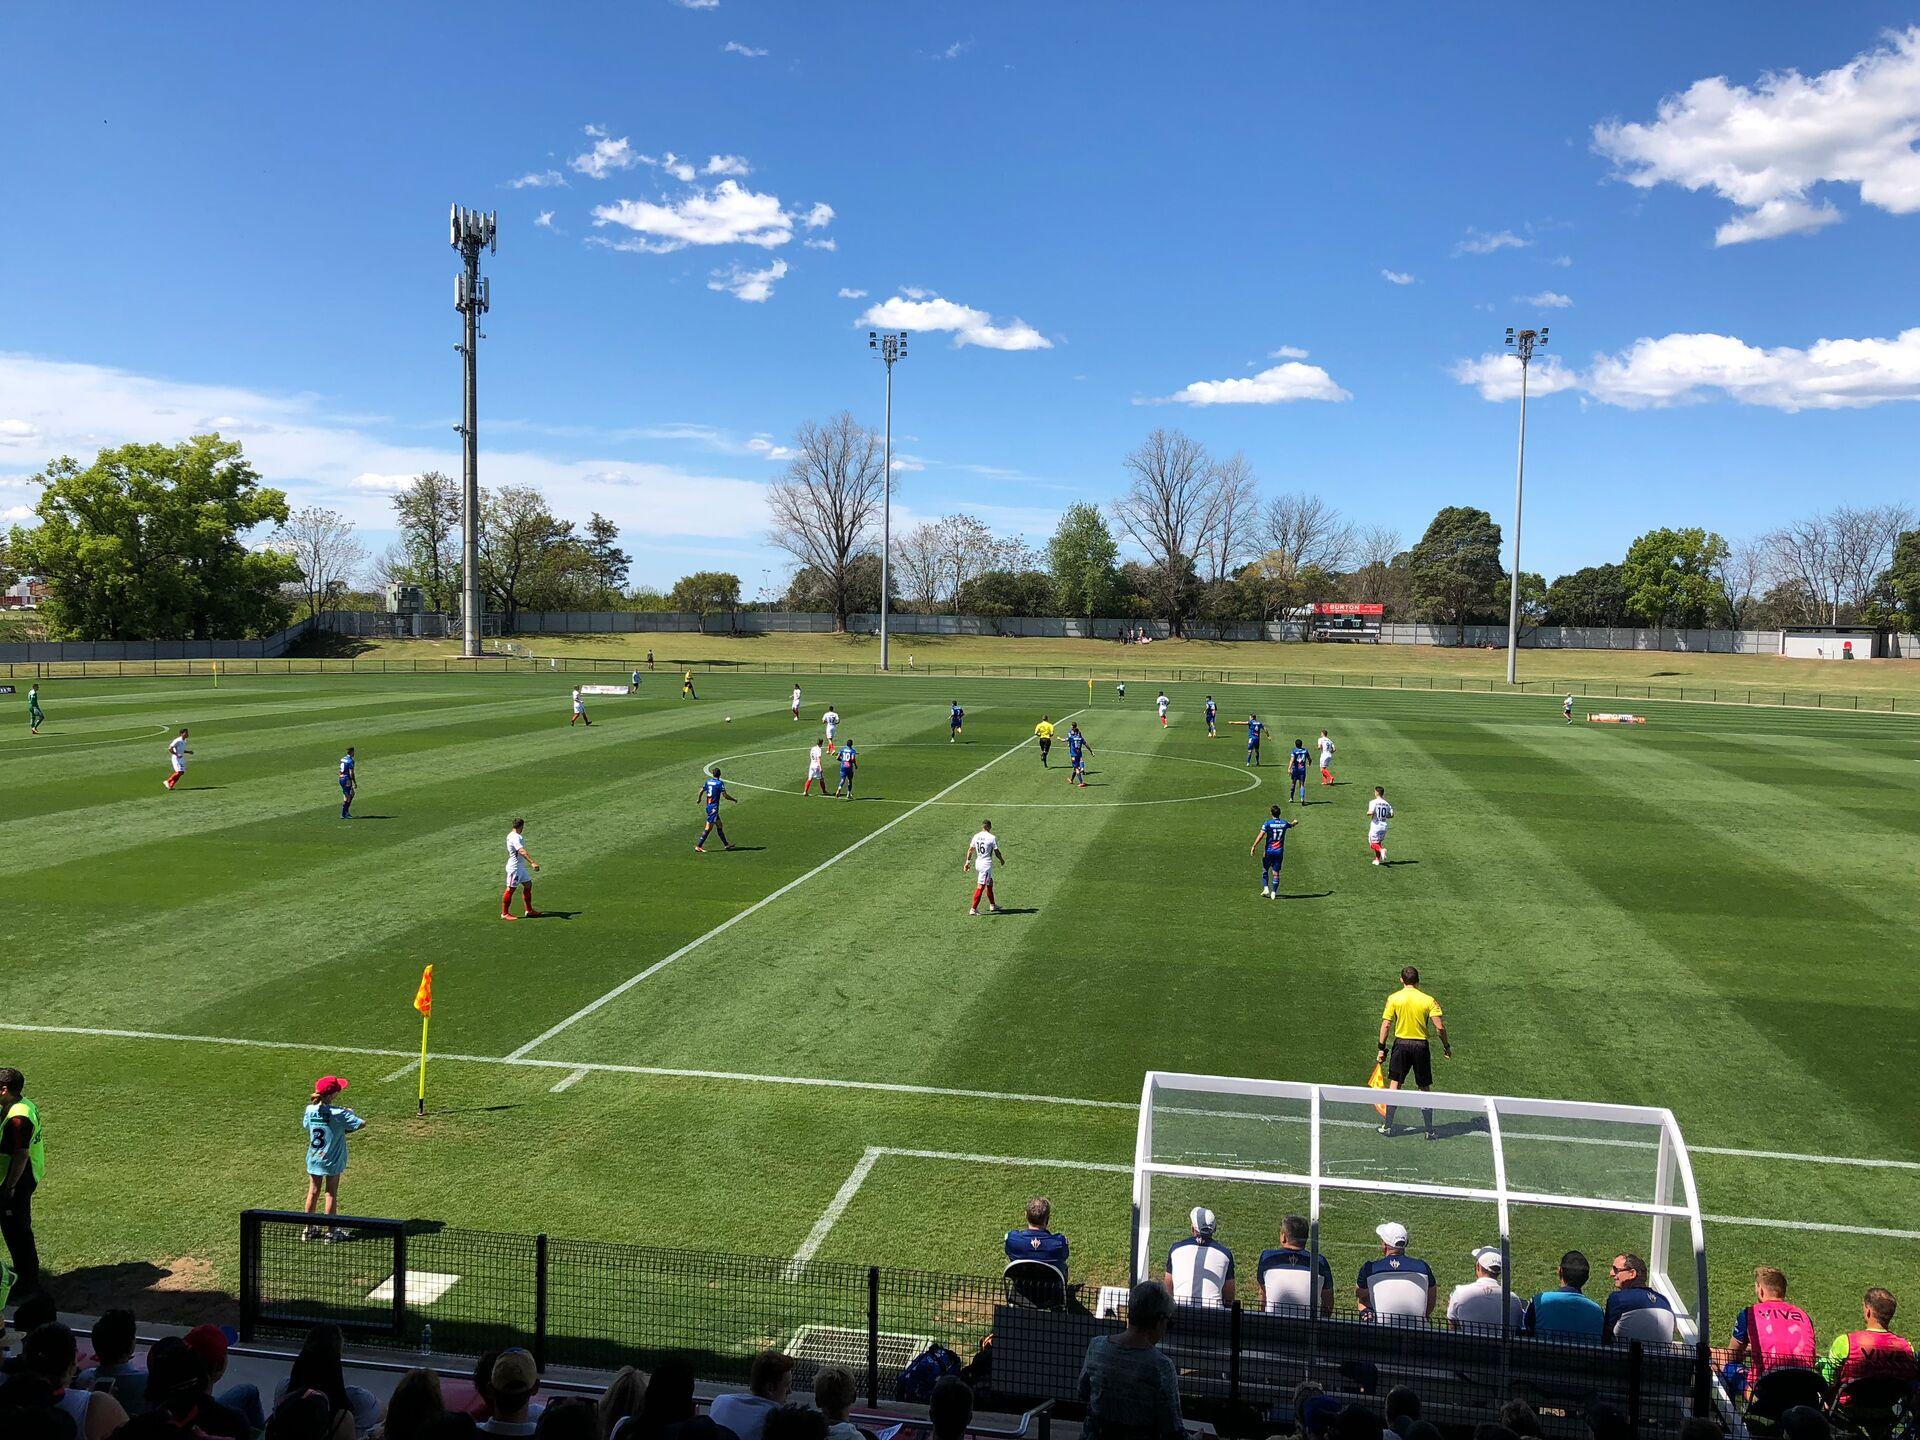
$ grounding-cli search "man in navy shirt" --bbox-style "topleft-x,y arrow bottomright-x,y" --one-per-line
1356,1221 -> 1435,1323
1522,1250 -> 1606,1338
1004,1196 -> 1070,1278
1255,1214 -> 1333,1316
1602,1253 -> 1675,1340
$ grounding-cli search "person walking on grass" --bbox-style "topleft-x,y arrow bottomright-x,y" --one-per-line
681,670 -> 697,699
0,1067 -> 43,1296
1251,804 -> 1296,901
1034,716 -> 1055,766
301,1076 -> 364,1242
1564,694 -> 1575,724
337,747 -> 356,819
1375,965 -> 1451,1139
570,687 -> 591,727
502,817 -> 543,919
1367,786 -> 1394,865
964,819 -> 1005,916
27,684 -> 44,735
696,766 -> 737,851
164,727 -> 193,790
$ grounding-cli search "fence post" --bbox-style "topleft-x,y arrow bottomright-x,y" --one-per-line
1626,1339 -> 1643,1433
865,1265 -> 881,1406
1227,1301 -> 1243,1415
1692,1340 -> 1712,1417
392,1228 -> 409,1342
533,1234 -> 550,1371
238,1210 -> 261,1343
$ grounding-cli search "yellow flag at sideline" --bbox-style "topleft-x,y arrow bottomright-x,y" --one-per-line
1367,1062 -> 1389,1118
413,965 -> 434,1016
414,965 -> 433,1114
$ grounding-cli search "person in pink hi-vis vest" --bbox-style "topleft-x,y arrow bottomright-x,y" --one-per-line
1721,1265 -> 1816,1398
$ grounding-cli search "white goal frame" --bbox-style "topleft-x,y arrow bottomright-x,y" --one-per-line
1132,1072 -> 1711,1338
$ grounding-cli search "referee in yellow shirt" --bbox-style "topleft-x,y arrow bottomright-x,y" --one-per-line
1376,965 -> 1452,1139
1034,716 -> 1056,767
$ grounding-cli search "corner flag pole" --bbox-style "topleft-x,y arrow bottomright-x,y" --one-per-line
413,964 -> 434,1116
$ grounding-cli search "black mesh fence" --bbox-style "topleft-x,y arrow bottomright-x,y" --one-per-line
242,1211 -> 1710,1433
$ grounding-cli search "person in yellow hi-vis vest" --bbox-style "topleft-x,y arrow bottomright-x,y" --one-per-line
0,1067 -> 43,1295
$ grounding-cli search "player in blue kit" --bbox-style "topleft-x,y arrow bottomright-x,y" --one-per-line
695,766 -> 738,852
1245,713 -> 1264,765
1066,722 -> 1092,787
950,702 -> 965,742
1204,696 -> 1218,737
337,747 -> 357,819
1250,804 -> 1295,899
1289,739 -> 1310,803
834,739 -> 858,798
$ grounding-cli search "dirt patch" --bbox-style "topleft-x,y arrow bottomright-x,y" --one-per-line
52,1255 -> 236,1326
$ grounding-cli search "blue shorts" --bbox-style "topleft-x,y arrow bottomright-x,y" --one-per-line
840,768 -> 853,780
1264,849 -> 1285,872
704,805 -> 719,821
1290,766 -> 1306,781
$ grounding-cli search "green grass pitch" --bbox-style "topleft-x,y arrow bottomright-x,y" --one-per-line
4,668 -> 1917,1334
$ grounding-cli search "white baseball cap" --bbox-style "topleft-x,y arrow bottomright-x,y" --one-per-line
1190,1207 -> 1218,1236
1376,1221 -> 1409,1247
1472,1246 -> 1504,1273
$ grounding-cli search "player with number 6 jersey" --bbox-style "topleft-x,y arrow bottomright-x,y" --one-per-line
963,820 -> 1005,915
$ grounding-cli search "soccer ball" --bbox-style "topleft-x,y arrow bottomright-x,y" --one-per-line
725,715 -> 732,723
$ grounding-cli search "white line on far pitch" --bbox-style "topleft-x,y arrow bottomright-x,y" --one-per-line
380,1061 -> 420,1084
504,709 -> 1087,1061
550,1068 -> 589,1094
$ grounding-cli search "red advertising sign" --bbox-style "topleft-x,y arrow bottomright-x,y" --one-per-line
1312,602 -> 1385,616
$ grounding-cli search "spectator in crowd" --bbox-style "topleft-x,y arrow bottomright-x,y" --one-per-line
626,1356 -> 714,1440
184,1324 -> 266,1436
0,1068 -> 44,1299
1677,1420 -> 1724,1440
532,1397 -> 602,1440
0,1372 -> 77,1440
1723,1266 -> 1816,1398
1257,1215 -> 1334,1317
1521,1252 -> 1604,1339
1447,1247 -> 1523,1331
1077,1279 -> 1184,1439
1471,1426 -> 1518,1440
268,1389 -> 355,1440
926,1377 -> 971,1440
597,1367 -> 648,1440
383,1369 -> 450,1440
1356,1223 -> 1434,1324
74,1309 -> 146,1412
1385,1387 -> 1421,1437
1818,1287 -> 1916,1388
3,1292 -> 57,1377
1165,1206 -> 1235,1307
1299,1396 -> 1343,1440
144,1336 -> 247,1440
1601,1254 -> 1673,1341
1585,1401 -> 1633,1440
20,1323 -> 127,1440
808,1366 -> 864,1440
1497,1400 -> 1544,1438
478,1351 -> 543,1439
710,1351 -> 794,1440
469,1351 -> 504,1422
278,1324 -> 384,1437
1334,1404 -> 1384,1440
1003,1197 -> 1069,1279
763,1407 -> 828,1440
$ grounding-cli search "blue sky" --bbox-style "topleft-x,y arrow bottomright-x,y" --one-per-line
4,3 -> 1918,590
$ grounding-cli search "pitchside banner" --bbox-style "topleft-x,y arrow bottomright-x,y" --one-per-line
580,684 -> 630,696
0,685 -> 13,695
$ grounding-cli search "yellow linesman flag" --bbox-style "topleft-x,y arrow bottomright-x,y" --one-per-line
1367,1061 -> 1389,1118
414,964 -> 434,1016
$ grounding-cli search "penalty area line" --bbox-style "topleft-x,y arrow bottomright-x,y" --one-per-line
503,708 -> 1087,1061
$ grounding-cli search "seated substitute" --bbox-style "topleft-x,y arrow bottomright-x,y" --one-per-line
1819,1287 -> 1916,1389
1165,1207 -> 1235,1307
1357,1222 -> 1434,1324
1722,1266 -> 1816,1398
1602,1253 -> 1675,1342
1004,1196 -> 1069,1279
1521,1251 -> 1604,1339
1447,1246 -> 1524,1331
1256,1214 -> 1334,1316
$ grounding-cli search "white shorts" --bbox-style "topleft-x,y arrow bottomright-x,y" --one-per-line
506,860 -> 530,886
1368,823 -> 1388,844
825,725 -> 837,740
171,758 -> 186,774
974,865 -> 993,886
807,766 -> 822,780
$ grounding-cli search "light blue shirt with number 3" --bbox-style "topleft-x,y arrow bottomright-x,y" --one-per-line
303,1102 -> 365,1177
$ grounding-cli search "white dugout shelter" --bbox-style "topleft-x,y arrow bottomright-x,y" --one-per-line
1132,1073 -> 1711,1338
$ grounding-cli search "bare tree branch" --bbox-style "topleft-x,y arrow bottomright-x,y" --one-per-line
1110,428 -> 1218,633
765,411 -> 885,631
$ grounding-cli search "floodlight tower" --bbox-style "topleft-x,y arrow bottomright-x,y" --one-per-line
451,206 -> 497,659
869,330 -> 907,671
1502,326 -> 1547,686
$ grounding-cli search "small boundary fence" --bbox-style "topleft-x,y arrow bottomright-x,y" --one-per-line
4,652 -> 1917,715
240,1209 -> 1710,1438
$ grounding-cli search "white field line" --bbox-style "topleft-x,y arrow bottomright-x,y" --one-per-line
784,1146 -> 885,1278
504,708 -> 1087,1061
550,1067 -> 589,1094
5,1021 -> 1919,1179
379,1061 -> 420,1084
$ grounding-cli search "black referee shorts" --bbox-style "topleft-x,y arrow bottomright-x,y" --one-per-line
1387,1038 -> 1433,1088
1039,738 -> 1051,757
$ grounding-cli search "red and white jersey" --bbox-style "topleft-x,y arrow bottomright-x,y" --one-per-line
821,709 -> 839,730
792,687 -> 803,707
1156,694 -> 1169,715
969,830 -> 998,872
807,744 -> 824,774
1318,735 -> 1336,764
169,736 -> 189,765
572,689 -> 584,712
1367,796 -> 1393,825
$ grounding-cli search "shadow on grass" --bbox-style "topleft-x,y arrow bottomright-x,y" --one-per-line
1279,891 -> 1334,900
1382,858 -> 1418,867
47,1259 -> 237,1327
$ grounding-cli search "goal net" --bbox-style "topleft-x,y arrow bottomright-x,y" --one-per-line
1131,1073 -> 1709,1337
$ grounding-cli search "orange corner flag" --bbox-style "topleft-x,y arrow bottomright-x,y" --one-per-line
414,964 -> 433,1017
1367,1061 -> 1389,1118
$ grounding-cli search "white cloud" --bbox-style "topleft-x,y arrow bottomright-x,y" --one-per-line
704,154 -> 750,176
723,41 -> 767,57
745,437 -> 795,461
0,352 -> 773,541
1516,290 -> 1572,308
707,258 -> 788,302
934,39 -> 973,60
1454,327 -> 1920,411
1,505 -> 32,522
669,0 -> 718,8
1593,27 -> 1920,245
591,179 -> 793,252
802,202 -> 834,229
804,237 -> 837,251
1550,255 -> 1573,267
837,287 -> 868,299
890,454 -> 926,473
346,473 -> 414,493
507,170 -> 566,189
656,152 -> 696,182
856,294 -> 1051,351
1380,269 -> 1416,285
1268,345 -> 1310,359
534,210 -> 555,229
1453,227 -> 1529,255
570,125 -> 641,179
1150,361 -> 1352,406
0,419 -> 41,446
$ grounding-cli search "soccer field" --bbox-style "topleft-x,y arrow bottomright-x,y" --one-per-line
5,668 -> 1918,1335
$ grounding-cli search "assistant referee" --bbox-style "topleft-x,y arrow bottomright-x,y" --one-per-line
1376,966 -> 1452,1139
1035,716 -> 1055,767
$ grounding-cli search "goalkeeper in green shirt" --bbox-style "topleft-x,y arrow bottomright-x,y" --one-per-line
27,685 -> 44,735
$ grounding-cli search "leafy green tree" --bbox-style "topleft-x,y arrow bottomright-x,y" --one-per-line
1544,564 -> 1631,627
669,571 -> 744,632
583,513 -> 631,603
1408,506 -> 1505,642
1046,502 -> 1120,620
1621,527 -> 1730,629
8,434 -> 298,640
1888,529 -> 1920,627
478,485 -> 572,627
390,471 -> 462,612
958,568 -> 1053,618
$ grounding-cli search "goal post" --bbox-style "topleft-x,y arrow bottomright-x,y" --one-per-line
1131,1072 -> 1710,1338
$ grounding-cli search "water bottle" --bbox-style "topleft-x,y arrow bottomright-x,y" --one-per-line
420,1324 -> 433,1358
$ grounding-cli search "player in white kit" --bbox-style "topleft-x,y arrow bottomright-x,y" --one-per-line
502,817 -> 543,919
1367,786 -> 1393,866
1156,692 -> 1170,728
821,707 -> 840,743
164,728 -> 193,790
1317,730 -> 1336,786
804,741 -> 825,796
791,685 -> 803,720
570,688 -> 591,727
962,820 -> 1005,916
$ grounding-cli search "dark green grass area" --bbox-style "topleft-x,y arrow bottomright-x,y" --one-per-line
2,671 -> 1917,1340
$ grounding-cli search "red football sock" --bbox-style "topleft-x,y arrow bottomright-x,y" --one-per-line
1370,843 -> 1382,857
972,886 -> 984,908
501,888 -> 515,913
